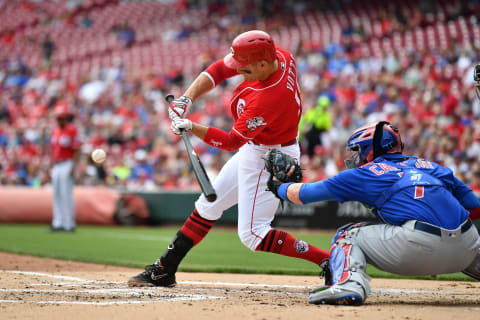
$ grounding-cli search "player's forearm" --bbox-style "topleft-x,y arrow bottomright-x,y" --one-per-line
183,73 -> 214,101
190,123 -> 209,140
202,127 -> 245,151
278,180 -> 336,204
277,183 -> 303,204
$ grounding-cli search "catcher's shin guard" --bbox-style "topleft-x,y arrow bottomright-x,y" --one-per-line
308,228 -> 370,305
463,249 -> 480,281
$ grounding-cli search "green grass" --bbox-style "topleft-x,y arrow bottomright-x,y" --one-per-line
0,224 -> 473,281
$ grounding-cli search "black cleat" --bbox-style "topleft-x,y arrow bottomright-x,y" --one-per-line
49,226 -> 75,233
319,259 -> 332,286
49,226 -> 65,232
128,259 -> 176,287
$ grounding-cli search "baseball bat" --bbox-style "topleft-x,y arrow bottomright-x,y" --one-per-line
165,94 -> 217,202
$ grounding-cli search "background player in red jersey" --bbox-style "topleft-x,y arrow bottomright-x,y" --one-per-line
49,102 -> 81,232
128,30 -> 329,287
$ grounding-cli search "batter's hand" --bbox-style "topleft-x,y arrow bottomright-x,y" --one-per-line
171,118 -> 193,135
169,96 -> 192,119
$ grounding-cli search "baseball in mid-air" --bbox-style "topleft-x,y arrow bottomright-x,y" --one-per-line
91,148 -> 106,164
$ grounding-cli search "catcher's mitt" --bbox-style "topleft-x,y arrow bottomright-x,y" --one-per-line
264,149 -> 302,183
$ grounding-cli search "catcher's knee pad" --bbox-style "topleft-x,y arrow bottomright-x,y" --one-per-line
331,221 -> 372,245
329,229 -> 371,296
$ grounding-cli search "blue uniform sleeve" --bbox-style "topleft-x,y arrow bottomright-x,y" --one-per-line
298,181 -> 336,203
450,176 -> 476,201
322,168 -> 382,206
277,181 -> 337,204
427,164 -> 472,200
277,182 -> 294,202
459,190 -> 480,209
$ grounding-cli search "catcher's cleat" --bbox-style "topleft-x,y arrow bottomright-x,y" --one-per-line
127,259 -> 176,287
308,285 -> 364,306
319,259 -> 332,286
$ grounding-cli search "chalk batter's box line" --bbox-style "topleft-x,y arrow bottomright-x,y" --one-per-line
1,270 -> 478,297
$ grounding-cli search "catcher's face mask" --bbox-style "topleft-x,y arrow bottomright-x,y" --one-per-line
474,64 -> 480,100
344,145 -> 361,169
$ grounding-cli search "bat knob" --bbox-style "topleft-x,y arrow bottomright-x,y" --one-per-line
206,194 -> 217,202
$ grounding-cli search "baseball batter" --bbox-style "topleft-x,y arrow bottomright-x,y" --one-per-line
128,30 -> 329,287
268,121 -> 480,305
50,102 -> 81,232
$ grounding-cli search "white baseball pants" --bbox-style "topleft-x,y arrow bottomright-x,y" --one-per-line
51,160 -> 76,230
195,142 -> 300,250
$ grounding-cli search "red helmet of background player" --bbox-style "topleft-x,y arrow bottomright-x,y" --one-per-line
223,30 -> 277,69
53,102 -> 71,118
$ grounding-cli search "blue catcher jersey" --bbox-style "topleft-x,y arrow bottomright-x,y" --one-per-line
323,154 -> 472,229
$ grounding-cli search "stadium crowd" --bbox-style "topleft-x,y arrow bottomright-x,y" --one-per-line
1,0 -> 480,196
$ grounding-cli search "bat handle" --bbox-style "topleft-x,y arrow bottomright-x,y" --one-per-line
166,94 -> 186,134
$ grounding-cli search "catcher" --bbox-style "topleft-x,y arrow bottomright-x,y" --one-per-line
267,121 -> 480,305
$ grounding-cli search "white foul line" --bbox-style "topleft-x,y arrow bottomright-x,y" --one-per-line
0,296 -> 218,305
180,280 -> 307,289
1,270 -> 309,289
1,270 -> 89,282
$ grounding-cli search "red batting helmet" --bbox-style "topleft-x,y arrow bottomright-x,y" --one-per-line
53,102 -> 71,118
223,30 -> 277,69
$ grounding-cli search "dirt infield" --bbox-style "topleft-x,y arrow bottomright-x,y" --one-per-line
1,252 -> 479,320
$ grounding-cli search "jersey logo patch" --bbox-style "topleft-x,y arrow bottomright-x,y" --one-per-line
236,99 -> 245,118
246,117 -> 267,131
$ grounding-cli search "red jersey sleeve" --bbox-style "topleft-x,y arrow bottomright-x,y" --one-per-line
68,125 -> 81,150
204,127 -> 247,151
203,59 -> 239,87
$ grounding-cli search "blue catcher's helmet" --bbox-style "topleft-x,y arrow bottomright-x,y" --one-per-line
344,121 -> 404,169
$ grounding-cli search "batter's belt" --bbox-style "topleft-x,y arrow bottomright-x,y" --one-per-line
248,138 -> 297,147
414,219 -> 472,237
